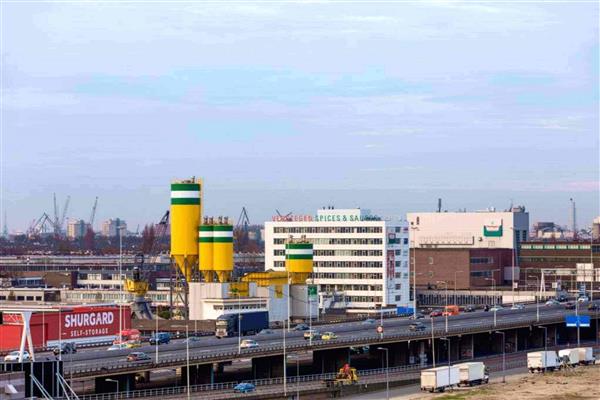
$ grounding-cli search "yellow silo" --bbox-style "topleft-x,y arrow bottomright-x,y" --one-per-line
198,217 -> 214,282
213,217 -> 233,283
170,178 -> 202,282
285,239 -> 313,284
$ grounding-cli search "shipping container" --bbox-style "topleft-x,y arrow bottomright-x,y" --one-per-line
558,349 -> 579,366
457,362 -> 488,386
420,366 -> 459,392
527,351 -> 559,372
575,347 -> 595,365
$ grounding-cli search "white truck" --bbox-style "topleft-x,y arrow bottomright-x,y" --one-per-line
527,351 -> 559,373
558,349 -> 580,367
575,347 -> 595,365
420,366 -> 460,392
456,362 -> 489,386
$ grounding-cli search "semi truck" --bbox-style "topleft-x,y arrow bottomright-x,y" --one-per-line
576,347 -> 595,365
420,366 -> 459,392
527,351 -> 559,373
215,311 -> 269,338
456,362 -> 489,386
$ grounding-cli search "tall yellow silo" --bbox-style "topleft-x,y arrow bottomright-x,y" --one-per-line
170,178 -> 202,282
198,218 -> 214,282
285,239 -> 313,284
213,217 -> 233,283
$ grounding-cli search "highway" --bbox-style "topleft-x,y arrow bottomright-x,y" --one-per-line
54,301 -> 599,376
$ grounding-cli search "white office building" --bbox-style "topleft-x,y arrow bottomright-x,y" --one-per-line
264,208 -> 410,314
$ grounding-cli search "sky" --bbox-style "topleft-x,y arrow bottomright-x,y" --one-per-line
1,0 -> 599,233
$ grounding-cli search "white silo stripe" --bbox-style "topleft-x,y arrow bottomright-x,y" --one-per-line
171,191 -> 200,199
198,232 -> 214,237
213,231 -> 233,238
286,249 -> 313,255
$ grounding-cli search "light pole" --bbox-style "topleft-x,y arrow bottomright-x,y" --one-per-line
485,277 -> 496,292
186,324 -> 190,400
287,354 -> 300,400
538,326 -> 548,373
576,298 -> 580,346
105,378 -> 119,399
283,318 -> 287,397
453,271 -> 463,305
437,281 -> 448,332
377,347 -> 389,400
440,337 -> 451,391
431,317 -> 436,368
529,275 -> 540,322
155,312 -> 159,363
410,228 -> 419,319
118,224 -> 124,339
510,226 -> 516,307
495,331 -> 506,383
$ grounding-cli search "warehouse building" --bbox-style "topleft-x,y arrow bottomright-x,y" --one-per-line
264,208 -> 410,314
407,207 -> 529,290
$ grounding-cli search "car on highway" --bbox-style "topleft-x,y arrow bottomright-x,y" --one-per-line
53,342 -> 77,355
577,296 -> 590,303
362,318 -> 376,325
125,341 -> 141,349
545,299 -> 561,306
107,343 -> 129,351
294,323 -> 309,331
257,329 -> 275,335
321,332 -> 338,340
588,303 -> 599,310
409,321 -> 426,331
127,352 -> 151,362
483,305 -> 490,312
463,305 -> 476,313
304,330 -> 321,340
564,302 -> 576,310
185,336 -> 202,343
510,304 -> 525,310
429,310 -> 443,317
234,382 -> 256,393
489,305 -> 503,312
409,313 -> 425,320
149,332 -> 171,345
4,351 -> 30,362
240,339 -> 259,349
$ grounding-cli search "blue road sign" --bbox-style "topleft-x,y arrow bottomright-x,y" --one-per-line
565,315 -> 591,328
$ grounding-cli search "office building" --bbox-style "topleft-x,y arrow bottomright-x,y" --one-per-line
101,218 -> 127,237
264,208 -> 410,314
407,207 -> 529,290
66,219 -> 90,239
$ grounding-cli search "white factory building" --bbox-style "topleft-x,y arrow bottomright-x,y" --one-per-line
264,208 -> 410,314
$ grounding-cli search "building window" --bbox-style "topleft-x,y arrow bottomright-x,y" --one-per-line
428,257 -> 434,265
470,271 -> 492,278
470,257 -> 494,264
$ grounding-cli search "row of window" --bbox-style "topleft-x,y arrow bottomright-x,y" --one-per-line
313,272 -> 383,280
521,257 -> 600,263
521,244 -> 600,251
273,249 -> 384,257
470,257 -> 494,264
274,238 -> 384,245
273,227 -> 383,234
470,271 -> 493,278
274,261 -> 385,269
388,238 -> 409,245
0,295 -> 42,301
213,304 -> 266,311
326,284 -> 383,291
345,295 -> 383,303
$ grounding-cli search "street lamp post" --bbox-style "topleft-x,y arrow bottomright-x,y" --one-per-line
186,324 -> 190,400
528,275 -> 540,322
283,319 -> 287,397
538,326 -> 548,373
576,299 -> 580,346
430,317 -> 436,368
377,347 -> 389,400
440,338 -> 451,391
410,228 -> 419,319
437,281 -> 448,332
453,271 -> 463,305
105,379 -> 119,400
119,225 -> 123,338
495,331 -> 506,383
155,313 -> 159,363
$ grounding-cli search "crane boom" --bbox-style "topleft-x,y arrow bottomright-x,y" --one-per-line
59,196 -> 71,233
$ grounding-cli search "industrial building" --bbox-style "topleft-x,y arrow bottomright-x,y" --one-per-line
407,207 -> 529,290
264,208 -> 410,314
519,240 -> 600,292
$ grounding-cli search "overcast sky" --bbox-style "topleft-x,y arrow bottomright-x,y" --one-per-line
1,1 -> 598,232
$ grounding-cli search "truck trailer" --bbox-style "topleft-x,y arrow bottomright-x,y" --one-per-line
456,362 -> 489,386
420,366 -> 459,392
527,351 -> 559,373
558,349 -> 580,367
215,311 -> 269,338
575,347 -> 595,365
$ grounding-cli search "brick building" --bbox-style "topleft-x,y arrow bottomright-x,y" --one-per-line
519,240 -> 600,292
408,207 -> 528,290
